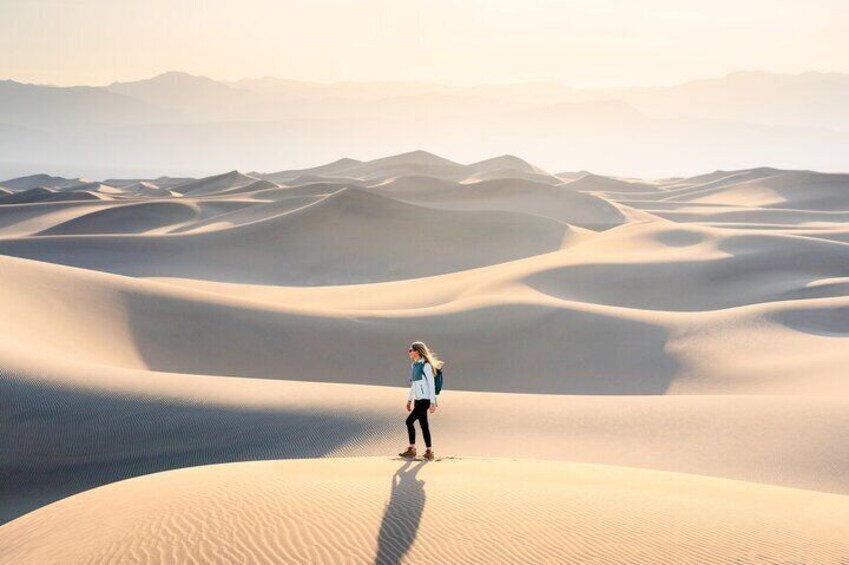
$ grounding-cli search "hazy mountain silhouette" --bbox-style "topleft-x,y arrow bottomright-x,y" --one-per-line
1,71 -> 847,179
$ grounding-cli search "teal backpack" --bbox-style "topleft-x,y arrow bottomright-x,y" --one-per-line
433,363 -> 444,395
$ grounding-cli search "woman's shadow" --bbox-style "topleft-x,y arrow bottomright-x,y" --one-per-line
374,459 -> 427,565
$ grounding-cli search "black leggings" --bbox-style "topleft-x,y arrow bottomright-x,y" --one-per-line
405,399 -> 432,448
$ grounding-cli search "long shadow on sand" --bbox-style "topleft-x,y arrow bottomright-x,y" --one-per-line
1,376 -> 383,525
374,459 -> 427,565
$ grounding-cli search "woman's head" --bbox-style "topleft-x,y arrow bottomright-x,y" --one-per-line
408,341 -> 444,370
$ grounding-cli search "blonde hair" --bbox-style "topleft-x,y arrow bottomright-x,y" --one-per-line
410,341 -> 444,371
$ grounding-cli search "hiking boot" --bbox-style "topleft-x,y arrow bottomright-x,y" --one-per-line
398,446 -> 417,458
423,449 -> 435,461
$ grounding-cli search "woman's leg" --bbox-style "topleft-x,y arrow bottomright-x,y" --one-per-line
417,400 -> 432,448
405,406 -> 418,445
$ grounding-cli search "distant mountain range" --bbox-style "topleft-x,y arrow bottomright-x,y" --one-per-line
0,71 -> 847,178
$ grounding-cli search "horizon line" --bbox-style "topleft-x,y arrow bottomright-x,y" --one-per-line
3,68 -> 846,91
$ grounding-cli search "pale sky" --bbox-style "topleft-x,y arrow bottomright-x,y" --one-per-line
1,0 -> 847,87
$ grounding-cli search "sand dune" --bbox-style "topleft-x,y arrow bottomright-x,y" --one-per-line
251,180 -> 365,199
174,170 -> 260,196
165,195 -> 325,234
1,156 -> 846,389
667,171 -> 849,211
463,156 -> 563,183
1,457 -> 846,564
0,187 -> 575,284
2,216 -> 846,396
562,172 -> 659,193
466,154 -> 543,175
614,169 -> 849,212
208,178 -> 279,196
658,166 -> 787,192
367,176 -> 626,229
0,173 -> 89,191
0,199 -> 254,238
103,175 -> 195,189
369,174 -> 461,194
120,181 -> 177,198
330,150 -> 469,181
0,201 -> 114,237
0,187 -> 62,204
0,186 -> 111,205
618,205 -> 849,231
523,223 -> 849,309
37,201 -> 205,235
68,181 -> 123,195
258,151 -> 558,185
2,152 -> 848,562
259,157 -> 364,183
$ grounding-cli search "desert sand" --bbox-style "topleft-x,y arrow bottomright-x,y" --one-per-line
1,150 -> 848,563
3,458 -> 848,564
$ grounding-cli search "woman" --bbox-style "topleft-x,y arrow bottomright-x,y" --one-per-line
398,341 -> 443,461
